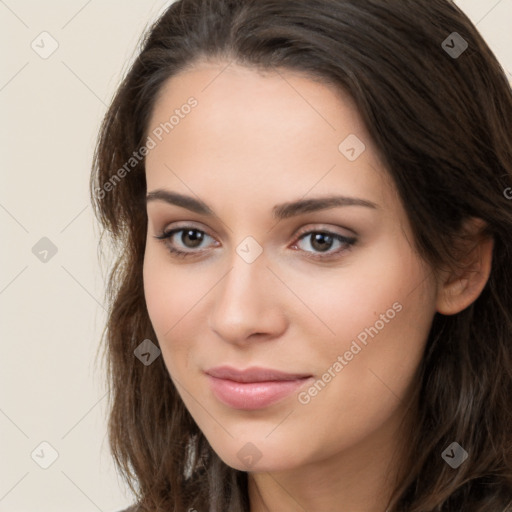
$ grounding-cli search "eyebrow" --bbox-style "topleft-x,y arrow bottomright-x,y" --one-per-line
146,189 -> 378,220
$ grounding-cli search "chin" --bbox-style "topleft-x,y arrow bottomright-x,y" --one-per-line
208,435 -> 306,473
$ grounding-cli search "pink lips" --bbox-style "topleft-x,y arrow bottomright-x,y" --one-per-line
205,366 -> 313,410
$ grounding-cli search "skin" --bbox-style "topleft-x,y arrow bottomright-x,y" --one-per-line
142,61 -> 493,512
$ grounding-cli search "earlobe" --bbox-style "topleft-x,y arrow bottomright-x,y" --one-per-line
435,218 -> 494,316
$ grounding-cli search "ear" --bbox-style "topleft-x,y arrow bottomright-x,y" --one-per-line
435,217 -> 494,316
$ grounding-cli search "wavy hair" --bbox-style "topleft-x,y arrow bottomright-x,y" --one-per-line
90,0 -> 512,510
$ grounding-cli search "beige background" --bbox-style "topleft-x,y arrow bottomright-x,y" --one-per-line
1,1 -> 511,511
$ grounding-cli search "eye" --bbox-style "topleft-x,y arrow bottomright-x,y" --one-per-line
291,230 -> 357,260
154,227 -> 218,258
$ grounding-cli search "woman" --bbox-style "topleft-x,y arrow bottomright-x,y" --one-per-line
91,0 -> 512,510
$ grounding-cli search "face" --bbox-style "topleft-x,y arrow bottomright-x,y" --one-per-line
143,62 -> 439,473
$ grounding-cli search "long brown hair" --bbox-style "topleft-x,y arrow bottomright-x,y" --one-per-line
90,0 -> 512,510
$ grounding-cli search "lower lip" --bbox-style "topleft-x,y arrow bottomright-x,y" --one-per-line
207,375 -> 313,410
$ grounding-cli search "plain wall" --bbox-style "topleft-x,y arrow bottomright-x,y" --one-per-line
1,1 -> 511,510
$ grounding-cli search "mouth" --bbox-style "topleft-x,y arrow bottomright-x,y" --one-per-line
205,365 -> 314,410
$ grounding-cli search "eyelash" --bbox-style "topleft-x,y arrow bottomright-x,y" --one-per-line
154,225 -> 357,261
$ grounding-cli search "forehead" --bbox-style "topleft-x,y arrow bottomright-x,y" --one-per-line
147,62 -> 366,153
144,62 -> 396,220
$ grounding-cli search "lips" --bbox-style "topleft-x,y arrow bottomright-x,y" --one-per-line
205,365 -> 312,383
205,365 -> 313,410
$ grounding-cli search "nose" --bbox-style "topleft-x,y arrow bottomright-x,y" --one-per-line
208,251 -> 288,346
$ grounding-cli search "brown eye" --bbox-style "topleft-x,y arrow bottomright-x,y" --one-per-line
309,232 -> 335,252
293,230 -> 357,260
179,229 -> 204,248
154,227 -> 217,258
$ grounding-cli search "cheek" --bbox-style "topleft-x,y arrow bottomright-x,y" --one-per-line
143,244 -> 221,378
281,232 -> 435,361
293,239 -> 436,441
143,246 -> 192,370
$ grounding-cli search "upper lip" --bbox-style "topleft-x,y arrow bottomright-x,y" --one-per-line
205,365 -> 312,383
